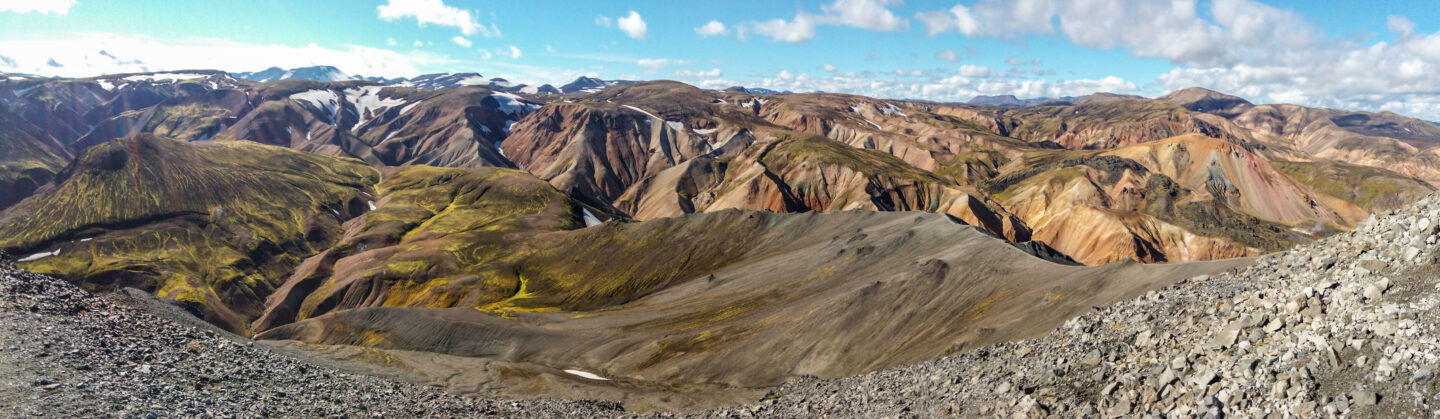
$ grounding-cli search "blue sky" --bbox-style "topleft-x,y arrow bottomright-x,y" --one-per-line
5,0 -> 1440,120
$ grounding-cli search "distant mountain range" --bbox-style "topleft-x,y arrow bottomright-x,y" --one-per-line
228,65 -> 640,95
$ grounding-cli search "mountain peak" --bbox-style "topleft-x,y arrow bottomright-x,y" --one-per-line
1159,87 -> 1254,116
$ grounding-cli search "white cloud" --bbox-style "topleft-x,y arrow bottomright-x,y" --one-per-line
936,49 -> 960,62
594,16 -> 612,28
509,45 -> 522,59
617,11 -> 648,41
387,38 -> 398,46
637,58 -> 670,72
751,14 -> 818,43
957,65 -> 991,77
822,63 -> 837,72
0,33 -> 442,78
818,0 -> 907,31
1389,15 -> 1416,39
450,36 -> 471,47
741,0 -> 906,43
674,68 -> 722,78
414,40 -> 425,47
0,0 -> 75,14
377,0 -> 500,38
691,69 -> 1137,101
545,44 -> 556,54
477,49 -> 492,59
695,20 -> 729,38
914,0 -> 1318,68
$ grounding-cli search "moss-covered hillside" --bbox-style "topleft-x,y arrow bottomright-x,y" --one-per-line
1273,160 -> 1437,211
0,134 -> 379,333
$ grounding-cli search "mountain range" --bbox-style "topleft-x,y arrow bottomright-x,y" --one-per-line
2,68 -> 1439,410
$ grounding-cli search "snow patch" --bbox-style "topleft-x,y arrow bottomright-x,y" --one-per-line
457,76 -> 489,86
693,128 -> 718,135
880,103 -> 907,117
863,119 -> 883,130
123,73 -> 208,82
399,101 -> 421,115
78,238 -> 93,242
621,105 -> 660,121
490,92 -> 540,116
367,201 -> 377,211
344,86 -> 407,133
581,209 -> 603,227
290,89 -> 341,126
504,120 -> 517,136
96,80 -> 116,91
563,369 -> 608,380
665,121 -> 684,131
850,105 -> 862,114
18,249 -> 60,262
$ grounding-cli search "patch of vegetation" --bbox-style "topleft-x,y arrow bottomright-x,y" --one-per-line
0,134 -> 379,333
760,134 -> 942,182
980,155 -> 1149,194
1272,160 -> 1436,211
1167,201 -> 1296,252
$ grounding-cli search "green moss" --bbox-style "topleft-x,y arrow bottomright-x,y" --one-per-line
760,134 -> 941,182
1272,160 -> 1436,211
0,134 -> 379,334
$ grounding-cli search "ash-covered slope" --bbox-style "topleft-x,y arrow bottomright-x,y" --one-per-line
715,192 -> 1440,417
0,256 -> 623,417
255,204 -> 1247,402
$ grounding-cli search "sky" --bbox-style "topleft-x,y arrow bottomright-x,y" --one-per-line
4,0 -> 1440,120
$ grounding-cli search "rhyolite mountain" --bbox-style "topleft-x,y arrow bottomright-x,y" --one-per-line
3,70 -> 1440,408
2,73 -> 1436,264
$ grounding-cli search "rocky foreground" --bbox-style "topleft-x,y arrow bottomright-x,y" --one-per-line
692,194 -> 1440,418
0,257 -> 622,417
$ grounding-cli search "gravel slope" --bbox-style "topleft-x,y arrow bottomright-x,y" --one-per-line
683,193 -> 1440,417
0,257 -> 623,418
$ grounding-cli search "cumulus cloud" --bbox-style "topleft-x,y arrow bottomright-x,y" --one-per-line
823,63 -> 837,72
741,0 -> 906,43
695,20 -> 729,38
377,0 -> 500,38
915,0 -> 1313,68
450,36 -> 471,47
674,68 -> 723,78
0,0 -> 75,14
617,11 -> 648,41
936,49 -> 960,62
957,65 -> 991,77
687,69 -> 1137,102
818,0 -> 907,31
636,58 -> 674,72
751,14 -> 817,43
508,45 -> 521,59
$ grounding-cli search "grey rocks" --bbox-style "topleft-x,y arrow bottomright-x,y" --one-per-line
0,256 -> 624,418
683,192 -> 1440,418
